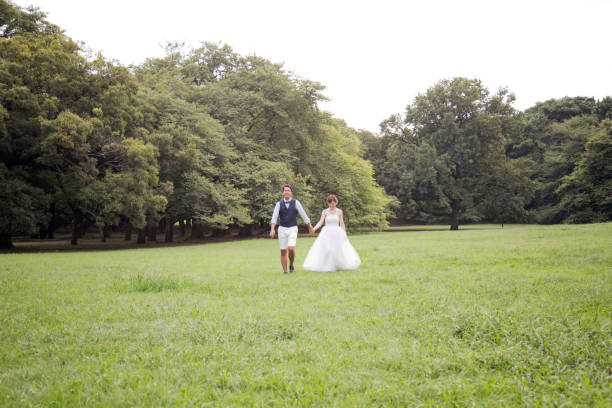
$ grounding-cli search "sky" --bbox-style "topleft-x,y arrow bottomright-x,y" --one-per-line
14,0 -> 612,133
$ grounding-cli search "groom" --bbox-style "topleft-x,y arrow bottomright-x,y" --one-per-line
270,184 -> 315,274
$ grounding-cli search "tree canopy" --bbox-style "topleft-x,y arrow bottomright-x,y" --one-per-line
1,1 -> 610,247
364,86 -> 610,229
0,2 -> 392,248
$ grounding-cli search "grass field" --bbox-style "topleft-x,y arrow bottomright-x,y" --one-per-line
1,224 -> 611,406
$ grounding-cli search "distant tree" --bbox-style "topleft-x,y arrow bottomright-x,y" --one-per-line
2,6 -> 395,249
137,43 -> 392,235
594,97 -> 612,121
380,77 -> 524,230
0,164 -> 46,248
557,120 -> 612,223
477,157 -> 535,227
526,96 -> 596,123
0,0 -> 60,38
507,97 -> 604,223
37,111 -> 97,244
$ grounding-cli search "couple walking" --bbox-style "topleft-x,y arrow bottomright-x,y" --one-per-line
269,184 -> 361,273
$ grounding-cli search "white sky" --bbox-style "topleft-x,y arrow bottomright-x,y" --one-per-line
13,0 -> 612,133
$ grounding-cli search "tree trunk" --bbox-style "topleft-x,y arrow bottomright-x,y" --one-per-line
124,223 -> 132,241
71,210 -> 82,245
137,227 -> 147,244
148,223 -> 157,242
0,225 -> 13,249
179,219 -> 186,237
159,217 -> 166,234
212,228 -> 226,238
239,226 -> 254,237
165,216 -> 174,243
71,222 -> 78,245
99,225 -> 106,242
450,200 -> 460,231
191,221 -> 205,239
47,202 -> 56,239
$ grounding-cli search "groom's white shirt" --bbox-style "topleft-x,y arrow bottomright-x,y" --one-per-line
271,199 -> 311,225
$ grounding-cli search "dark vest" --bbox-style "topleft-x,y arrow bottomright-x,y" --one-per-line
278,199 -> 298,228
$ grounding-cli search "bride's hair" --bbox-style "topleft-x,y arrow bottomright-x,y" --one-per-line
326,194 -> 338,204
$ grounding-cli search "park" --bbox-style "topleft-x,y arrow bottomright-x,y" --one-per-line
1,0 -> 612,406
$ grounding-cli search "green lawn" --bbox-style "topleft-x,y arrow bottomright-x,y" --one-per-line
1,224 -> 611,406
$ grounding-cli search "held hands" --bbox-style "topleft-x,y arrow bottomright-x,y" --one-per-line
269,228 -> 275,239
308,224 -> 315,236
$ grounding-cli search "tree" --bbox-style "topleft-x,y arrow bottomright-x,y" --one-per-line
135,56 -> 252,240
477,157 -> 535,227
0,163 -> 46,248
506,98 -> 603,223
137,43 -> 392,236
0,0 -> 60,38
594,97 -> 612,121
383,77 -> 523,230
38,111 -> 97,244
525,96 -> 595,123
2,6 -> 395,248
557,121 -> 612,223
83,138 -> 169,243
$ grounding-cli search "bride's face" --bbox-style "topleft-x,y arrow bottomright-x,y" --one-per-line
328,200 -> 336,210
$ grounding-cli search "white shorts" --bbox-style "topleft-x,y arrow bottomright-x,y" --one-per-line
278,226 -> 298,250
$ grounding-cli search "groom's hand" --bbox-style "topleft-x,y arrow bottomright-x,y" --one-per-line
308,224 -> 315,236
269,228 -> 275,239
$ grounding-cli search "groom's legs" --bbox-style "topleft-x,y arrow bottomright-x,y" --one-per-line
278,226 -> 297,274
286,227 -> 298,271
280,249 -> 288,273
288,246 -> 295,267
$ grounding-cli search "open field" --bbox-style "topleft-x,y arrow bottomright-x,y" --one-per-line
1,224 -> 611,406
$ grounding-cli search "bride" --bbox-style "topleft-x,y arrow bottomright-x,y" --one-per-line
302,195 -> 361,272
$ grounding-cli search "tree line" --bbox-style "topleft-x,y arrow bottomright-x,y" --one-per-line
1,2 -> 610,248
0,1 -> 392,248
359,80 -> 611,229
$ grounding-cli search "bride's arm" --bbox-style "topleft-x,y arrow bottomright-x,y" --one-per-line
313,210 -> 326,231
339,209 -> 346,231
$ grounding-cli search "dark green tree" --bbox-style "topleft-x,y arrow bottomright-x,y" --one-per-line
557,121 -> 612,223
382,78 -> 524,229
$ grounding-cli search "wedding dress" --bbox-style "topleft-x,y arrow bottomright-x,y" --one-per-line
302,213 -> 361,272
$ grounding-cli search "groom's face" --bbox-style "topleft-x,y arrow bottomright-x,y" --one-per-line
283,187 -> 292,200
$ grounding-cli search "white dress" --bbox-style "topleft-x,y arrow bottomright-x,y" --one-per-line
302,213 -> 361,272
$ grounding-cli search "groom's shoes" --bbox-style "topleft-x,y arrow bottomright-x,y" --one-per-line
289,265 -> 295,273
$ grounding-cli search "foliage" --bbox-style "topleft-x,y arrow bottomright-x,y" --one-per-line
3,0 -> 611,250
136,42 -> 392,234
374,78 -> 529,229
557,120 -> 612,223
0,2 -> 392,247
370,89 -> 611,227
507,97 -> 608,223
0,163 -> 46,247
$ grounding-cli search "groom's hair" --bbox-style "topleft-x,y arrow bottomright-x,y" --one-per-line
282,184 -> 292,192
